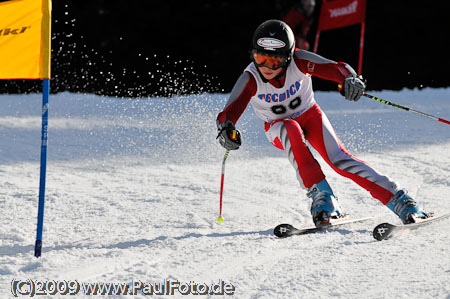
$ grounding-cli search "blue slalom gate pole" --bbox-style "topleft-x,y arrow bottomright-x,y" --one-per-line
35,78 -> 50,258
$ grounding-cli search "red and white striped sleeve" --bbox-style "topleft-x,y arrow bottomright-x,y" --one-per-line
293,49 -> 356,83
216,71 -> 257,126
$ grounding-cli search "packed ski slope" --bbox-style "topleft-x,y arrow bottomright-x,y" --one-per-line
1,88 -> 450,298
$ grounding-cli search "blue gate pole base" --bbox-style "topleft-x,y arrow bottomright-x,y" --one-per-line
34,240 -> 42,258
35,78 -> 50,258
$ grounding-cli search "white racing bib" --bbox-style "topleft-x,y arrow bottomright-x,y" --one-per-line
245,62 -> 316,122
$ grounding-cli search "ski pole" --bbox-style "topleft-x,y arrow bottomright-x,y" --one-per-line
363,93 -> 450,126
338,84 -> 450,126
217,149 -> 230,223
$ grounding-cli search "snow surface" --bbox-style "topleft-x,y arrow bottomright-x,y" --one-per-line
1,88 -> 450,298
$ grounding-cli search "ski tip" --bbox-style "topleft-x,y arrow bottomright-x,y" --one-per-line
274,223 -> 294,238
373,222 -> 395,241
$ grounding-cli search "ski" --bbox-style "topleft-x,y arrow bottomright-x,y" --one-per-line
373,212 -> 450,241
274,217 -> 374,238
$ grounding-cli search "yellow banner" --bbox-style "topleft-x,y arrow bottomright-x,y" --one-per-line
0,0 -> 51,79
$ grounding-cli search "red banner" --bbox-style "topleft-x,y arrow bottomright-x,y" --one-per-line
318,0 -> 366,31
314,0 -> 366,74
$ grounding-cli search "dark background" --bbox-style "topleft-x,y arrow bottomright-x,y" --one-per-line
1,0 -> 449,97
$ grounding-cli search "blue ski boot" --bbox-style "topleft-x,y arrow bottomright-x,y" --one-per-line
307,179 -> 345,227
386,189 -> 431,224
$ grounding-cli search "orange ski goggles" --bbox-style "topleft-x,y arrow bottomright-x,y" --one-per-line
251,50 -> 288,70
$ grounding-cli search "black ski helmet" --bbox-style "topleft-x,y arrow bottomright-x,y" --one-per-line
251,20 -> 295,61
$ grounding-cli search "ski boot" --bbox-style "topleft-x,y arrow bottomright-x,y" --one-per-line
386,189 -> 431,224
307,179 -> 345,227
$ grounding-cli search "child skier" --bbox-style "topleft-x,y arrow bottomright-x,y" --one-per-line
216,19 -> 430,227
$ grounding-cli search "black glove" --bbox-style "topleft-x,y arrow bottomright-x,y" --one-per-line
216,120 -> 242,150
342,75 -> 366,102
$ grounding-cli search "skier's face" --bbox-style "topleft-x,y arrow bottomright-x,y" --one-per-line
258,66 -> 284,80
